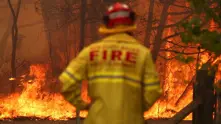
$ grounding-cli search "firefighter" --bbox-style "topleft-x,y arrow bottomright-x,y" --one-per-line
59,2 -> 162,124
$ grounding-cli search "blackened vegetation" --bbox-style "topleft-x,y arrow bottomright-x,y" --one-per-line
0,118 -> 191,124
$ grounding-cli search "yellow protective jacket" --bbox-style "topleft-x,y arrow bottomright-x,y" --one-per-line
59,33 -> 162,124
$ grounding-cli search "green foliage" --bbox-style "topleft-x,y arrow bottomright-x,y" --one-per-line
180,32 -> 192,44
180,25 -> 221,55
179,0 -> 221,56
177,0 -> 221,85
200,31 -> 221,55
187,0 -> 221,21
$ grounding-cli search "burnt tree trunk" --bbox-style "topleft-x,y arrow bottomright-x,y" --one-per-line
193,69 -> 215,124
8,0 -> 22,78
40,0 -> 69,76
76,0 -> 87,123
88,0 -> 101,43
144,0 -> 154,48
8,0 -> 22,92
79,0 -> 87,51
151,0 -> 175,62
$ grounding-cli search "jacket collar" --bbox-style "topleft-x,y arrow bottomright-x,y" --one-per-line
101,33 -> 137,43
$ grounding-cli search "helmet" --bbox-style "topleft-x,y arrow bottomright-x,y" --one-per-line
99,2 -> 136,34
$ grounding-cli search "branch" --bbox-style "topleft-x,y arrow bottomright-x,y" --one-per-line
15,0 -> 22,21
212,56 -> 221,66
152,14 -> 192,30
158,54 -> 176,60
160,49 -> 207,55
166,40 -> 197,48
162,32 -> 184,41
7,0 -> 16,20
168,11 -> 192,15
171,3 -> 192,9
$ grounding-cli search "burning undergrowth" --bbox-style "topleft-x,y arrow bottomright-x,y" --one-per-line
0,64 -> 87,120
0,56 -> 220,121
0,62 -> 195,120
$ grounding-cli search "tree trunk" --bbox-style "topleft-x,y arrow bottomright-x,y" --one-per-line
87,0 -> 101,43
79,0 -> 87,51
90,23 -> 98,41
144,0 -> 154,48
7,0 -> 22,93
76,0 -> 87,123
8,0 -> 21,78
151,1 -> 175,62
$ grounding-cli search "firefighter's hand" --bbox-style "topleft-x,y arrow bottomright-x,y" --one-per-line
74,98 -> 91,110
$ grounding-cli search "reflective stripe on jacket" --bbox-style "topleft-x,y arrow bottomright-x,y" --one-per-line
59,33 -> 162,124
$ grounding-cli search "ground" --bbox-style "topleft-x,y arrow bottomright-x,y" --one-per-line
1,119 -> 192,124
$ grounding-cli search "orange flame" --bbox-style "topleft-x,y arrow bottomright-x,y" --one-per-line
0,64 -> 87,120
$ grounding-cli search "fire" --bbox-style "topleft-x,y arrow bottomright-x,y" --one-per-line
0,63 -> 195,121
0,61 -> 220,120
0,57 -> 219,120
142,8 -> 221,120
0,64 -> 87,120
144,13 -> 194,119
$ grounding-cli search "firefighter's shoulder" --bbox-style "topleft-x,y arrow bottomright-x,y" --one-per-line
87,39 -> 103,50
80,39 -> 103,52
135,42 -> 151,55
